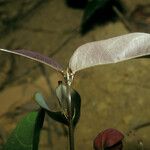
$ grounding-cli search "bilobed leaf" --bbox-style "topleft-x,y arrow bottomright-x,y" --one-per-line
69,33 -> 150,73
0,49 -> 63,72
34,92 -> 68,125
56,83 -> 81,127
56,83 -> 68,115
4,109 -> 45,150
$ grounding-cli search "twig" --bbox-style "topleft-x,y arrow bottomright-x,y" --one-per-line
126,121 -> 150,150
48,26 -> 80,57
39,64 -> 54,93
20,26 -> 56,34
0,0 -> 49,37
130,122 -> 150,132
112,6 -> 133,32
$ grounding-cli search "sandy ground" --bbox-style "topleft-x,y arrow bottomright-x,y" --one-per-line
0,0 -> 150,150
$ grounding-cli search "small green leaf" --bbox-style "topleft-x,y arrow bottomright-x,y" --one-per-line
4,109 -> 45,150
34,92 -> 68,125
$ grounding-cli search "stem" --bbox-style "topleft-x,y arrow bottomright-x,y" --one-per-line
66,84 -> 75,150
68,119 -> 75,150
65,68 -> 75,150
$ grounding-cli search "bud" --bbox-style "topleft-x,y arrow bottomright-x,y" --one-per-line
93,128 -> 124,150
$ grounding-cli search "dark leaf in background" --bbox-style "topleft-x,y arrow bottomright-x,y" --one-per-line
0,49 -> 64,73
83,0 -> 111,23
34,92 -> 68,125
128,4 -> 150,33
81,0 -> 124,33
66,0 -> 88,9
4,109 -> 45,150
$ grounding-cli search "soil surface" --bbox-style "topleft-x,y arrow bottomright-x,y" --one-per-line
0,0 -> 149,150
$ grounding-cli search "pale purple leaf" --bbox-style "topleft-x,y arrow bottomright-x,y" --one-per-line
69,33 -> 150,73
0,49 -> 64,72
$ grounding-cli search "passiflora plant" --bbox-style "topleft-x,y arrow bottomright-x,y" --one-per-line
0,32 -> 150,150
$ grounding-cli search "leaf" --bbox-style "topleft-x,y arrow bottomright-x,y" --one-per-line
32,110 -> 45,150
66,0 -> 88,9
71,89 -> 81,127
34,92 -> 51,111
69,32 -> 150,73
82,0 -> 111,25
34,92 -> 68,125
46,111 -> 68,126
56,83 -> 68,116
4,109 -> 45,150
0,49 -> 64,73
56,83 -> 81,127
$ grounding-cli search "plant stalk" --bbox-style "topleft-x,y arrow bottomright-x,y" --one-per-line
68,119 -> 75,150
67,86 -> 75,150
65,68 -> 75,150
66,85 -> 75,150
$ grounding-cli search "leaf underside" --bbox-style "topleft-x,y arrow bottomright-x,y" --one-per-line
0,49 -> 63,73
4,109 -> 45,150
34,92 -> 51,111
69,32 -> 150,73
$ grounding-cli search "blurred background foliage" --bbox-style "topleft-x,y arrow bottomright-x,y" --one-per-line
0,0 -> 150,150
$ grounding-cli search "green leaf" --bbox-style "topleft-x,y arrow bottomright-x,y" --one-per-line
4,109 -> 45,150
34,92 -> 68,125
